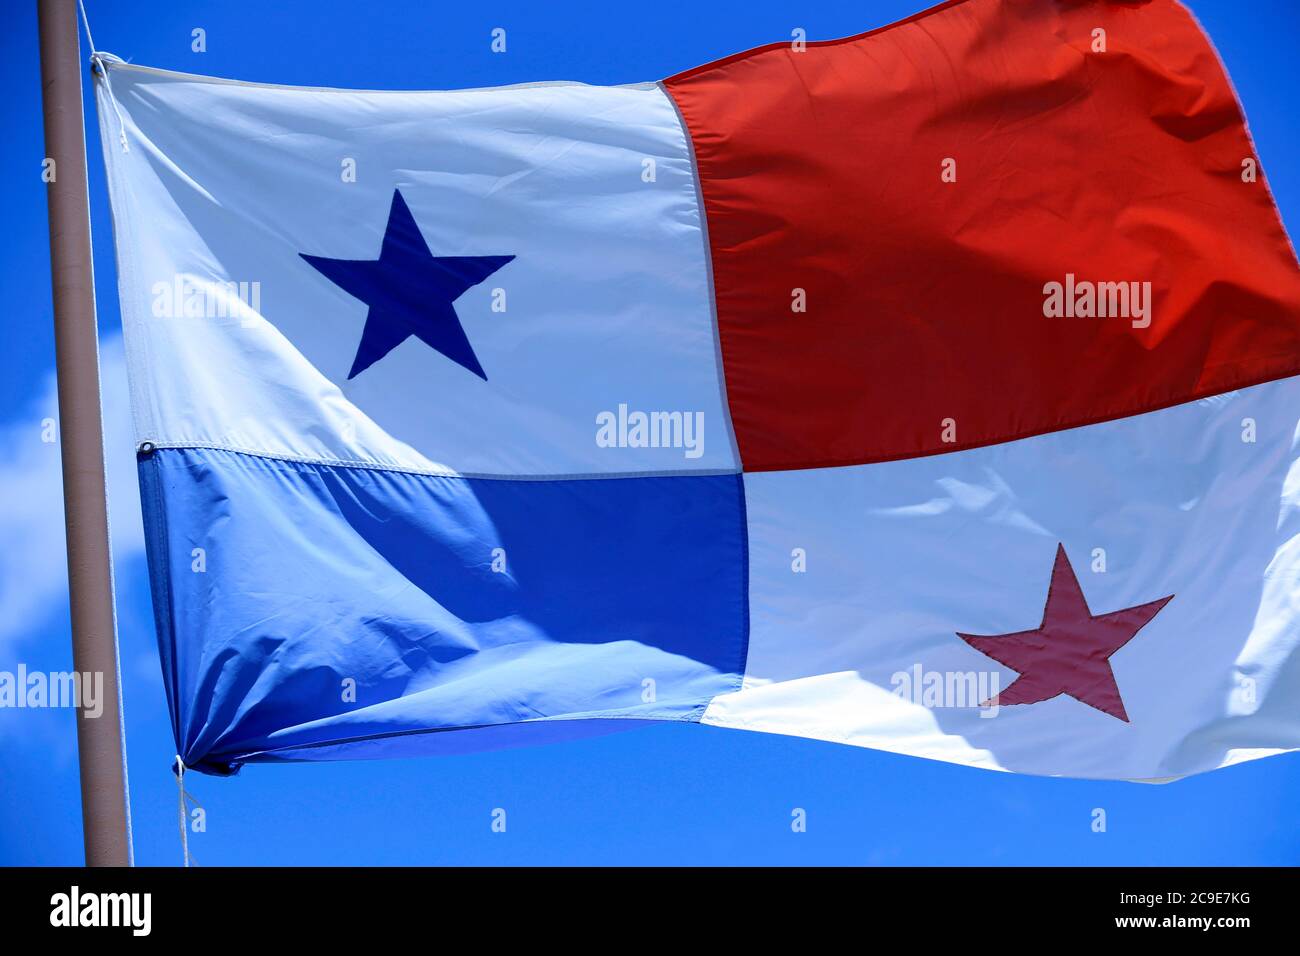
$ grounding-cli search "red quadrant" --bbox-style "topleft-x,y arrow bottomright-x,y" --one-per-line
665,0 -> 1300,472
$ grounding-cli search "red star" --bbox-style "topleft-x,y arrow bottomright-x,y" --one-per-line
956,544 -> 1172,722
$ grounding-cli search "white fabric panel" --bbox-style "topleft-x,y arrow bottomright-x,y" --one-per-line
96,64 -> 732,476
709,378 -> 1300,779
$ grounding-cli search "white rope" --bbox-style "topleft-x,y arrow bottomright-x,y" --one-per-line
174,755 -> 202,867
175,756 -> 189,866
76,0 -> 97,52
77,0 -> 129,152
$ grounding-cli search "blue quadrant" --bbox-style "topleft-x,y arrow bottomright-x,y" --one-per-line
138,447 -> 748,774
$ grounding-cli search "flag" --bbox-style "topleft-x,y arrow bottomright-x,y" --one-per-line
97,0 -> 1300,779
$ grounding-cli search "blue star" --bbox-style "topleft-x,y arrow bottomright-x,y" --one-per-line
300,189 -> 513,380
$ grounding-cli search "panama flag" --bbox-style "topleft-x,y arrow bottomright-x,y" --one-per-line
97,0 -> 1300,780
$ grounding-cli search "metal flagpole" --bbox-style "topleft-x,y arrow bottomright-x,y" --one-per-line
36,0 -> 132,867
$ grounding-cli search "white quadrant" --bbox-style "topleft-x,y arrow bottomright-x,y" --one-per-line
98,64 -> 733,476
709,378 -> 1300,779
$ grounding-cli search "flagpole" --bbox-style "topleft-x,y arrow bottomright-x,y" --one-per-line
37,0 -> 132,867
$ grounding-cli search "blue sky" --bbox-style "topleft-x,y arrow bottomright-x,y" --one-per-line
3,0 -> 1299,866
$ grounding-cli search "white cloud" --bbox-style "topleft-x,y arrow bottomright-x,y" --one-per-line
0,334 -> 144,653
